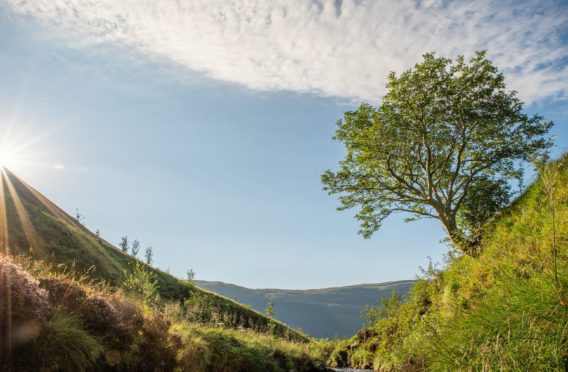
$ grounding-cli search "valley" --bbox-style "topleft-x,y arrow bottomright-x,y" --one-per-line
195,280 -> 414,338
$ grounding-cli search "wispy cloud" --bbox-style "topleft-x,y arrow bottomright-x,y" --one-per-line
4,0 -> 568,103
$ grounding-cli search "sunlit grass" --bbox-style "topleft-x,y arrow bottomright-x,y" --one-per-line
2,254 -> 328,371
328,154 -> 568,371
1,168 -> 41,257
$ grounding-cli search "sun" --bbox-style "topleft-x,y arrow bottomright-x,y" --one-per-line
0,122 -> 57,175
0,147 -> 24,171
0,150 -> 12,168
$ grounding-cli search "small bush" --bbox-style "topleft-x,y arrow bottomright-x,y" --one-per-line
0,254 -> 49,356
123,262 -> 160,308
79,294 -> 120,332
39,277 -> 87,309
12,313 -> 103,371
327,341 -> 350,368
39,277 -> 121,334
108,291 -> 145,334
135,313 -> 178,371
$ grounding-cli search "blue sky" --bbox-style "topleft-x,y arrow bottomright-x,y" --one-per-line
0,0 -> 567,289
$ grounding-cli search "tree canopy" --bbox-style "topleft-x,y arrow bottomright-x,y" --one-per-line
322,51 -> 552,255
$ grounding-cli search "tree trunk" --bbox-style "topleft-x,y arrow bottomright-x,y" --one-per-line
440,214 -> 480,257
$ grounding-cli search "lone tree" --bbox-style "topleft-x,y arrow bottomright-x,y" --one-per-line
186,268 -> 196,284
144,246 -> 153,265
75,209 -> 85,225
131,239 -> 141,258
265,301 -> 274,317
119,236 -> 129,253
322,51 -> 552,256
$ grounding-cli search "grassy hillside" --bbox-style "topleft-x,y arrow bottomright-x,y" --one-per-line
329,155 -> 568,371
0,168 -> 307,342
196,280 -> 415,338
1,254 -> 331,371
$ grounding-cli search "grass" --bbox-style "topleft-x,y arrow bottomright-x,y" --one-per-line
1,254 -> 330,371
16,313 -> 104,371
329,154 -> 568,371
173,323 -> 332,372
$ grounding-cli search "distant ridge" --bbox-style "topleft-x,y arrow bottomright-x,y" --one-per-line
196,279 -> 415,338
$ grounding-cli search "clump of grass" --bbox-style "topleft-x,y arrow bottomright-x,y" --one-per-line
12,313 -> 103,371
428,267 -> 567,370
79,294 -> 120,332
172,322 -> 330,372
0,254 -> 50,364
0,254 -> 50,321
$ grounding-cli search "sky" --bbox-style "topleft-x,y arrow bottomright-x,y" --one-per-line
0,0 -> 566,289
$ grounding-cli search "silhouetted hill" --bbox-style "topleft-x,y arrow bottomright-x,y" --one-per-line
195,280 -> 415,338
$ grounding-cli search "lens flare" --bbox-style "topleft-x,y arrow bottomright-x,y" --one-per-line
0,150 -> 14,168
0,124 -> 58,177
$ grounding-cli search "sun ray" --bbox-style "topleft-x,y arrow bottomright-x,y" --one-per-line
0,171 -> 9,255
0,113 -> 65,178
1,168 -> 44,258
5,168 -> 127,274
0,173 -> 13,362
15,172 -> 75,226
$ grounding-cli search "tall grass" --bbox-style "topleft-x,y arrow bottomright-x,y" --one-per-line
13,313 -> 104,371
1,255 -> 329,371
329,154 -> 568,371
429,268 -> 567,370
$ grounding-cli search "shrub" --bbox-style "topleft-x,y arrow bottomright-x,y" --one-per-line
123,262 -> 160,308
135,313 -> 178,371
179,328 -> 278,372
79,294 -> 120,332
108,291 -> 145,335
327,341 -> 350,368
39,277 -> 121,334
0,254 -> 49,357
39,277 -> 87,309
11,313 -> 103,371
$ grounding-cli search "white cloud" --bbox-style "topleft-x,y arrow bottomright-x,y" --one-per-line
4,0 -> 568,103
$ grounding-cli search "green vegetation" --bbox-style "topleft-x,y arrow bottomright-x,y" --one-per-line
327,155 -> 568,370
1,254 -> 331,371
322,51 -> 552,255
265,301 -> 274,317
322,52 -> 564,370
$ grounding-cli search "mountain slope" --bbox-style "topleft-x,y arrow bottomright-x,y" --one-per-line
0,168 -> 306,341
329,155 -> 568,370
196,280 -> 415,338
